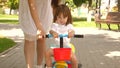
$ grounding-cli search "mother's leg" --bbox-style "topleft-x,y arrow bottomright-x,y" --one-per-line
24,39 -> 35,68
37,38 -> 46,66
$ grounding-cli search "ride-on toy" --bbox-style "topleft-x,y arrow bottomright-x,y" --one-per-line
44,34 -> 84,68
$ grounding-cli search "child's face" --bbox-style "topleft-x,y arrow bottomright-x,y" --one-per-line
56,13 -> 68,25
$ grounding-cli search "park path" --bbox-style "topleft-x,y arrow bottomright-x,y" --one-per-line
0,23 -> 120,68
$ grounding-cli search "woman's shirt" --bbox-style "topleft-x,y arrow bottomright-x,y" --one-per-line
19,0 -> 53,36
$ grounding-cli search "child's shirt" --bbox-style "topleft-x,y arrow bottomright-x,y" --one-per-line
50,23 -> 74,48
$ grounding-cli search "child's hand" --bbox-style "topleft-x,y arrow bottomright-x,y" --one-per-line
68,30 -> 75,38
52,32 -> 58,38
50,30 -> 58,38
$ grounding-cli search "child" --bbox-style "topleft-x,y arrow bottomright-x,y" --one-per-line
45,4 -> 78,68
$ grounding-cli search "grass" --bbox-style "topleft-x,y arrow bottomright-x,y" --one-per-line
0,37 -> 16,53
72,17 -> 119,30
0,14 -> 18,18
73,17 -> 96,27
73,21 -> 96,27
0,14 -> 118,30
0,14 -> 18,53
0,14 -> 18,24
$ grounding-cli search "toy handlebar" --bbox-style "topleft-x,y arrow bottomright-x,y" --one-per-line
45,34 -> 83,48
45,34 -> 84,38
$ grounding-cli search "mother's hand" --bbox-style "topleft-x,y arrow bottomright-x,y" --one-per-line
37,29 -> 45,39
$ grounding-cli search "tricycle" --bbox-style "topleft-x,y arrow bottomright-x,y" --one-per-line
44,34 -> 84,68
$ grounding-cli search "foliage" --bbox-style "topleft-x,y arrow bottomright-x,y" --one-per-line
8,0 -> 19,10
66,0 -> 75,8
73,0 -> 86,7
65,0 -> 76,11
72,0 -> 91,7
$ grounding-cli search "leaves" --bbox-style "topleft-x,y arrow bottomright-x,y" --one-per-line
8,0 -> 19,9
73,0 -> 86,7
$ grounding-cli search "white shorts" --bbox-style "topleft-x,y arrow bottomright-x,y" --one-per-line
24,33 -> 37,41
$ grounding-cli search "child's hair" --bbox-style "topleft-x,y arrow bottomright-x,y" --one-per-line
54,4 -> 72,25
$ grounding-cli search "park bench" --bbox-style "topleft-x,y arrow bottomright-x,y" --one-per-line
95,12 -> 120,30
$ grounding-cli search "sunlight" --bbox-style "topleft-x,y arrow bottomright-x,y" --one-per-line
105,31 -> 120,40
0,28 -> 24,37
0,34 -> 4,38
105,51 -> 120,58
0,54 -> 7,58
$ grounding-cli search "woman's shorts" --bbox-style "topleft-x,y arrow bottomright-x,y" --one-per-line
24,33 -> 37,41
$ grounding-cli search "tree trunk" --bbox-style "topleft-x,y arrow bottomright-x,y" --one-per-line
96,0 -> 98,13
118,0 -> 120,12
98,0 -> 101,15
9,7 -> 12,15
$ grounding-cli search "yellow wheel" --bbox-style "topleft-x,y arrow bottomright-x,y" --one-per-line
70,43 -> 75,53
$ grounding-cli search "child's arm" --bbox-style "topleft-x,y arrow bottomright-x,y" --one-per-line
50,30 -> 58,38
68,24 -> 75,38
68,29 -> 75,38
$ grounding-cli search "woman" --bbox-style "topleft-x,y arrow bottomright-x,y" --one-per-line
19,0 -> 53,68
51,0 -> 61,16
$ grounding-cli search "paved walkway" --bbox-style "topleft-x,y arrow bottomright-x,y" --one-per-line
0,23 -> 120,68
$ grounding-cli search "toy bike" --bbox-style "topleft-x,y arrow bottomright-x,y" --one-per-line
44,34 -> 84,68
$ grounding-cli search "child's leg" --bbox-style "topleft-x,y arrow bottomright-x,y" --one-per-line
70,52 -> 78,68
45,49 -> 53,68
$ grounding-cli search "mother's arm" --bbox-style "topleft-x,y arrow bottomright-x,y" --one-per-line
28,0 -> 45,35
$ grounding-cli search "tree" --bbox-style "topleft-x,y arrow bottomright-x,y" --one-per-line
118,0 -> 120,12
73,0 -> 86,7
65,0 -> 76,10
8,0 -> 19,15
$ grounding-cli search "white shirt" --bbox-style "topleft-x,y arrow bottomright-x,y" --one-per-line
51,23 -> 74,47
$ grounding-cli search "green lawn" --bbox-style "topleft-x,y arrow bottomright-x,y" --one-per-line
73,21 -> 118,30
0,14 -> 18,53
0,14 -> 18,24
0,37 -> 16,53
72,17 -> 118,30
73,17 -> 96,28
0,14 -> 18,18
73,21 -> 96,27
0,14 -> 118,30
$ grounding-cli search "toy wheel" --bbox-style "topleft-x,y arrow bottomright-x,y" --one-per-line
78,63 -> 82,68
